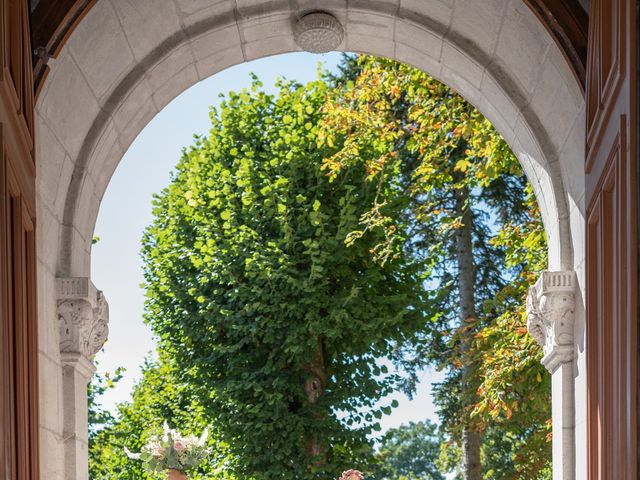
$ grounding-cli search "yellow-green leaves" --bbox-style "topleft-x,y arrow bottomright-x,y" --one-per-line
321,55 -> 550,477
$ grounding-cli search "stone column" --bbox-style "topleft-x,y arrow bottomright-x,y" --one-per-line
57,277 -> 109,480
526,271 -> 575,480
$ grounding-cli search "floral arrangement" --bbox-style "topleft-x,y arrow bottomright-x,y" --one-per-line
126,431 -> 360,480
125,423 -> 210,475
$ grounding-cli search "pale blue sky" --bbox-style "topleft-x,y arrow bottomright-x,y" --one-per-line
91,52 -> 444,434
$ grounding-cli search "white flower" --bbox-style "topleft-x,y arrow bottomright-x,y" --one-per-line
124,447 -> 141,460
198,428 -> 209,447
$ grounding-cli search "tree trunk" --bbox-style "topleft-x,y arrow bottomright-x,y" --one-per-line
303,337 -> 328,469
454,184 -> 482,480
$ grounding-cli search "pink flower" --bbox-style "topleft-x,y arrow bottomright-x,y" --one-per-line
174,441 -> 187,452
339,469 -> 365,480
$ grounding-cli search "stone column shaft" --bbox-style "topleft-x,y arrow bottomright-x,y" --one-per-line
57,277 -> 109,480
527,271 -> 576,480
61,352 -> 95,480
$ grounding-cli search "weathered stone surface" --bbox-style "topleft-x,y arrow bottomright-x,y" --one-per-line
38,353 -> 63,432
152,65 -> 200,114
86,120 -> 124,200
346,11 -> 394,40
244,35 -> 298,62
173,0 -> 233,27
39,52 -> 100,160
477,72 -> 520,140
450,0 -> 506,56
190,24 -> 242,62
494,0 -> 551,98
530,56 -> 584,157
394,21 -> 443,60
108,0 -> 182,61
194,45 -> 245,81
440,43 -> 484,90
238,12 -> 293,44
67,0 -> 135,100
39,425 -> 65,480
399,0 -> 454,30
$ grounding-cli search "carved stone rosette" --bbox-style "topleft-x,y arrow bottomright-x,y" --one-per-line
57,277 -> 109,361
294,12 -> 344,53
526,271 -> 576,373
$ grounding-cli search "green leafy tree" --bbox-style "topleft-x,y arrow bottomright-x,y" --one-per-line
372,421 -> 445,480
321,55 -> 550,479
88,365 -> 125,478
140,75 -> 429,479
88,366 -> 124,441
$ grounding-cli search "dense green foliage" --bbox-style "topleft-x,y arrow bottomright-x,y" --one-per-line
372,421 -> 445,480
88,366 -> 124,442
89,55 -> 550,480
139,74 -> 428,478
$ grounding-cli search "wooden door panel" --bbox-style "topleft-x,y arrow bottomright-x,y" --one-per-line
586,0 -> 626,176
586,0 -> 637,478
8,172 -> 37,480
4,0 -> 33,138
1,140 -> 38,480
587,118 -> 636,478
0,0 -> 38,479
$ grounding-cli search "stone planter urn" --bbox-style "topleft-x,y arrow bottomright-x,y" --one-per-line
167,469 -> 187,480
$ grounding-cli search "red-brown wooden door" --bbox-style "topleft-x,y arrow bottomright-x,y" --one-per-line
586,0 -> 638,478
0,0 -> 39,479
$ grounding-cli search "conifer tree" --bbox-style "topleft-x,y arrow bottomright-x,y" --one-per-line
321,55 -> 550,479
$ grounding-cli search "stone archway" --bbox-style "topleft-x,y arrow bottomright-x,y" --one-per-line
33,1 -> 586,479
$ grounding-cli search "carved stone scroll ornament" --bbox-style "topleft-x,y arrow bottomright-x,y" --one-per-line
57,278 -> 109,360
90,292 -> 109,354
526,271 -> 576,373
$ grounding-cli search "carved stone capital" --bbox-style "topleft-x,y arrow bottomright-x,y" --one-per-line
526,271 -> 576,373
57,277 -> 109,362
